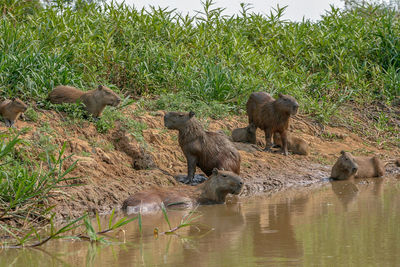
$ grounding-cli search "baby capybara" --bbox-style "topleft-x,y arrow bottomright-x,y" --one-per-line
122,169 -> 244,214
331,151 -> 385,180
232,123 -> 257,144
0,98 -> 28,127
246,92 -> 299,155
273,133 -> 309,155
164,111 -> 241,184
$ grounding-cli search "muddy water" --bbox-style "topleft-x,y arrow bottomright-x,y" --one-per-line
2,177 -> 400,266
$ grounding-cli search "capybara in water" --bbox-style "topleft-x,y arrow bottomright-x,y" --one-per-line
232,123 -> 257,144
0,98 -> 28,127
164,111 -> 241,184
246,92 -> 299,155
273,132 -> 309,155
48,85 -> 121,118
331,151 -> 385,180
122,169 -> 244,214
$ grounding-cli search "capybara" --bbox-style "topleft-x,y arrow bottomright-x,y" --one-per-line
48,85 -> 121,118
232,123 -> 257,144
0,98 -> 28,127
246,92 -> 299,155
164,111 -> 241,184
331,151 -> 385,180
122,169 -> 243,214
273,132 -> 309,155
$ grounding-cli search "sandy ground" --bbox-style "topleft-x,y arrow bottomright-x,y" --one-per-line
1,105 -> 399,220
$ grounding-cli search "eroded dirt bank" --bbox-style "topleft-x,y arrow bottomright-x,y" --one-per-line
2,105 -> 399,220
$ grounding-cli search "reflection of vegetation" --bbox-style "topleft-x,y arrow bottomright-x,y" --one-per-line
295,181 -> 400,266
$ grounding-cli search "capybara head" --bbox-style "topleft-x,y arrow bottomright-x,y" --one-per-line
331,151 -> 359,180
200,168 -> 244,204
10,98 -> 28,112
276,93 -> 299,115
95,85 -> 121,107
164,111 -> 195,130
247,123 -> 257,134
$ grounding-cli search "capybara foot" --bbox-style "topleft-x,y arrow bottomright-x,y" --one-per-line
174,174 -> 207,186
263,146 -> 273,152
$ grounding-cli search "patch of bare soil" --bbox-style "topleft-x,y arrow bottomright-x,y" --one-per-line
1,106 -> 399,220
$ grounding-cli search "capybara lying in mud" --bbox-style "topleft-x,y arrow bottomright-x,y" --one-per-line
48,85 -> 121,119
273,133 -> 309,155
0,98 -> 28,127
232,123 -> 257,144
164,111 -> 241,184
122,169 -> 243,214
331,151 -> 385,180
246,92 -> 299,155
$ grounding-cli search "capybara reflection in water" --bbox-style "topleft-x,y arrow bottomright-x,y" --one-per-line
246,92 -> 299,155
48,85 -> 121,119
232,123 -> 257,144
331,151 -> 385,180
0,98 -> 28,127
122,169 -> 243,214
164,111 -> 241,185
273,133 -> 309,155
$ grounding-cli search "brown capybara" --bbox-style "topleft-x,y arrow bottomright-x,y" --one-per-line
122,169 -> 243,214
273,132 -> 309,155
246,92 -> 299,155
0,98 -> 28,127
48,85 -> 121,118
232,123 -> 257,144
331,151 -> 385,180
164,111 -> 241,184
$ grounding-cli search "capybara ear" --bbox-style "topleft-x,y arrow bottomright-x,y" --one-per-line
340,150 -> 345,155
189,111 -> 195,118
278,93 -> 283,98
212,168 -> 219,175
98,85 -> 103,90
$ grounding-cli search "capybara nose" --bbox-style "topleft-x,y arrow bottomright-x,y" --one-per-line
239,181 -> 243,186
352,167 -> 358,173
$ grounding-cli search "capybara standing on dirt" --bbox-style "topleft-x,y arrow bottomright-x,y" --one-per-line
331,151 -> 385,180
48,85 -> 121,118
246,92 -> 299,155
273,133 -> 309,155
164,111 -> 241,184
232,123 -> 257,144
0,98 -> 28,127
122,168 -> 244,214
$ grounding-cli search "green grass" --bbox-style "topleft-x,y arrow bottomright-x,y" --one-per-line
0,0 -> 398,125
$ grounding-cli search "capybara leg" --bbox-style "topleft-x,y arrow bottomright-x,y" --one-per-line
4,119 -> 11,127
263,130 -> 273,152
186,156 -> 197,184
280,131 -> 289,156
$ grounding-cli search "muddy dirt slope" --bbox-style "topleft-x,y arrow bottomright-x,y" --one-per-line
2,105 -> 399,219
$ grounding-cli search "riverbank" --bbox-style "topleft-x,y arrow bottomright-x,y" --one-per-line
2,102 -> 398,220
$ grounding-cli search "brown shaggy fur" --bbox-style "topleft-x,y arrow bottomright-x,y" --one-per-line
0,98 -> 28,127
48,85 -> 121,118
246,92 -> 299,155
273,133 -> 309,155
232,123 -> 257,144
164,111 -> 241,184
331,151 -> 385,180
122,169 -> 243,213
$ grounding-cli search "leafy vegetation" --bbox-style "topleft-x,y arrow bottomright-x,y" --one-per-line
0,0 -> 398,125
